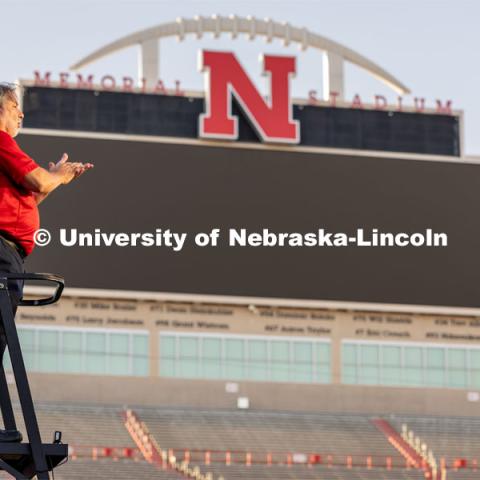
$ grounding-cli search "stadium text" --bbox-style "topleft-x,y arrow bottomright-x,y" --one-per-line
32,62 -> 453,115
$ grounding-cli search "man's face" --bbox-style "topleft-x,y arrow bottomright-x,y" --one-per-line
0,94 -> 24,138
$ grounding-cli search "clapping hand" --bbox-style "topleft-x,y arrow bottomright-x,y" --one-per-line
49,153 -> 94,184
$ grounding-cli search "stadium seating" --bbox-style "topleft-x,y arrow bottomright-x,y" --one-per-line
185,463 -> 427,479
135,407 -> 426,479
54,458 -> 180,480
13,402 -> 134,447
0,403 -> 477,479
135,407 -> 402,458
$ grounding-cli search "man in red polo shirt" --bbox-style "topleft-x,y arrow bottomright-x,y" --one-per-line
0,83 -> 93,442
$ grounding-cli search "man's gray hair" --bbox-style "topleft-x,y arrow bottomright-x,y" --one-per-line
0,83 -> 19,109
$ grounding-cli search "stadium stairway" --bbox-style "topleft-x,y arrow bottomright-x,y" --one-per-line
124,408 -> 219,480
371,418 -> 426,469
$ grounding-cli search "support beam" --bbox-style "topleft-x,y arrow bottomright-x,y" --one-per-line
138,39 -> 159,87
322,52 -> 344,101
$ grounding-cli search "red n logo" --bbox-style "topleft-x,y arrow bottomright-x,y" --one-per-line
199,50 -> 300,144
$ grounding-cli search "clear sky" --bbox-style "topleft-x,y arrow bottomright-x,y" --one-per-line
4,0 -> 478,153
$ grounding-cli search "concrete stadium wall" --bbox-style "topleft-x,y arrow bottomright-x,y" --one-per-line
10,373 -> 478,417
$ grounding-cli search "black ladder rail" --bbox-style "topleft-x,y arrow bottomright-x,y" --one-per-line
0,273 -> 67,479
0,360 -> 17,432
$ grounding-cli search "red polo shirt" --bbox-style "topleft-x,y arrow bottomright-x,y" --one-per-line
0,131 -> 40,256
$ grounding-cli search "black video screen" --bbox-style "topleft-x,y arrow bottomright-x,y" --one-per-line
17,133 -> 479,308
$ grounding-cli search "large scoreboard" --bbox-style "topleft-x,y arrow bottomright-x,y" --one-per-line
17,128 -> 480,309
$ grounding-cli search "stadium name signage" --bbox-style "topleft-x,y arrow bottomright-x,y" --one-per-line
33,50 -> 453,145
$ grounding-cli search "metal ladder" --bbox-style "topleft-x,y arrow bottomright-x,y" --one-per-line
0,273 -> 68,479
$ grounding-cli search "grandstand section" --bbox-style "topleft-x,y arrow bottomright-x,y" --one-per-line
134,408 -> 401,458
6,401 -> 472,480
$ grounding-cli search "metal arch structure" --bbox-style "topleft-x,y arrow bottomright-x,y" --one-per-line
70,14 -> 410,100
